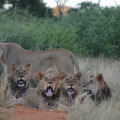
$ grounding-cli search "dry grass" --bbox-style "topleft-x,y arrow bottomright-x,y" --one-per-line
72,57 -> 120,120
0,57 -> 120,120
0,73 -> 7,105
0,73 -> 12,120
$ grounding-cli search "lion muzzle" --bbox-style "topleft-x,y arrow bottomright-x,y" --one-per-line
17,76 -> 27,87
45,86 -> 54,97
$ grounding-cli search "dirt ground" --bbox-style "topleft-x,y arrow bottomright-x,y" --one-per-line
0,104 -> 67,120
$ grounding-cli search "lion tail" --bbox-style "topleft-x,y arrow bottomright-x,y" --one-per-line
70,53 -> 80,73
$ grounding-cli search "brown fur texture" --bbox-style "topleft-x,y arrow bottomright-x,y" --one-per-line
4,64 -> 31,99
59,73 -> 82,106
0,43 -> 80,78
82,73 -> 112,105
24,88 -> 39,108
36,72 -> 62,111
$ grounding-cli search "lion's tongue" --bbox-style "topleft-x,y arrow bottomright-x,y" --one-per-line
19,81 -> 24,84
46,89 -> 52,96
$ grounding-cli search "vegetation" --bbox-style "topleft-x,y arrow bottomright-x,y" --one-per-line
0,0 -> 53,18
0,2 -> 119,119
0,1 -> 120,58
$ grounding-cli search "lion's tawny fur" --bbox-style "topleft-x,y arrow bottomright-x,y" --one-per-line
0,43 -> 80,79
4,64 -> 31,100
82,73 -> 112,105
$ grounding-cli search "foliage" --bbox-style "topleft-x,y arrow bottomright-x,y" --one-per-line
0,2 -> 120,58
0,8 -> 78,53
1,0 -> 53,18
66,2 -> 120,57
0,0 -> 5,8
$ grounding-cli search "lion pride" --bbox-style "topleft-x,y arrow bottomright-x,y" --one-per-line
0,43 -> 80,78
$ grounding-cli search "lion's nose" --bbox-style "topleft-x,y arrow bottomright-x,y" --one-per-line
70,84 -> 73,86
19,76 -> 23,78
48,82 -> 52,84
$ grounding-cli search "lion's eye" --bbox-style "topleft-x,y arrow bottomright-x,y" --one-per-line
16,70 -> 19,73
24,70 -> 26,73
45,77 -> 48,80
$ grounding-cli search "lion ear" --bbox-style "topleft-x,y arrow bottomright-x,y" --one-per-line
56,73 -> 67,80
26,64 -> 31,71
74,72 -> 82,80
38,72 -> 45,80
11,64 -> 17,71
96,74 -> 104,82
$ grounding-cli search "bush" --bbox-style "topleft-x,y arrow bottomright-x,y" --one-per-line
0,9 -> 78,53
64,4 -> 120,57
0,4 -> 120,58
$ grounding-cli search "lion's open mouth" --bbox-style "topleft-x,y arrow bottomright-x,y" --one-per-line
67,87 -> 75,93
83,87 -> 87,92
46,86 -> 53,97
17,79 -> 26,87
82,88 -> 93,95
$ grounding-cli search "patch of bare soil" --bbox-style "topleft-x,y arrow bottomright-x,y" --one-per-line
1,104 -> 67,120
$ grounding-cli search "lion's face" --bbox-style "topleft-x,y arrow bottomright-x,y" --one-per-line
37,73 -> 61,97
61,73 -> 82,95
11,64 -> 31,88
82,74 -> 105,94
82,76 -> 99,94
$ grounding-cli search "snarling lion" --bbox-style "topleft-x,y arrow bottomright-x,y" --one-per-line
4,64 -> 31,100
82,74 -> 112,104
56,72 -> 83,112
56,72 -> 92,112
24,72 -> 62,110
0,43 -> 80,78
59,73 -> 82,106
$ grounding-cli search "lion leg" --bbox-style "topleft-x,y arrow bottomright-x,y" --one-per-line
38,98 -> 54,111
57,103 -> 70,113
75,92 -> 92,104
54,56 -> 75,74
56,61 -> 74,74
39,104 -> 54,111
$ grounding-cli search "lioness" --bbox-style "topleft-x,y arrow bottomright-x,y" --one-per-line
24,72 -> 62,110
0,43 -> 80,78
4,64 -> 31,100
82,74 -> 112,105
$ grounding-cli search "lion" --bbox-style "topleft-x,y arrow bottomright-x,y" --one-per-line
0,43 -> 80,78
24,72 -> 62,110
82,73 -> 112,105
4,64 -> 31,101
56,72 -> 92,112
59,73 -> 82,106
56,73 -> 83,112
